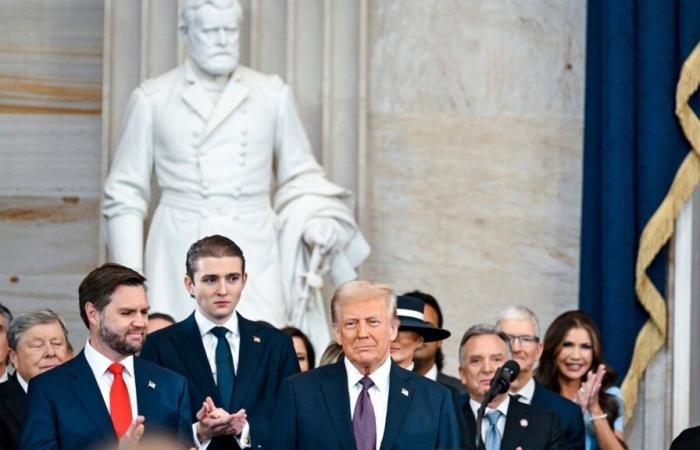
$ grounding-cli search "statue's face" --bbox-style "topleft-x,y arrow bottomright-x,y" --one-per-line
187,2 -> 240,76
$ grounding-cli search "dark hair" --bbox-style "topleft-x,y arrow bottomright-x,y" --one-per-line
79,263 -> 146,328
0,303 -> 13,325
536,310 -> 619,428
186,235 -> 246,279
403,290 -> 445,370
282,326 -> 316,370
148,312 -> 176,325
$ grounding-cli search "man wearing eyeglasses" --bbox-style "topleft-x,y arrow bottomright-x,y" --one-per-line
496,306 -> 585,450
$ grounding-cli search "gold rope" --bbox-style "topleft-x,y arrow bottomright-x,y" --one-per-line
621,41 -> 700,424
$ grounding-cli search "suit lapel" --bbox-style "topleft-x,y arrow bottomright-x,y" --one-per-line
134,359 -> 158,424
502,397 -> 528,450
379,363 -> 412,450
461,396 -> 478,447
319,360 -> 355,450
68,351 -> 116,441
171,314 -> 221,406
203,67 -> 249,138
230,314 -> 264,410
1,376 -> 26,427
181,61 -> 214,122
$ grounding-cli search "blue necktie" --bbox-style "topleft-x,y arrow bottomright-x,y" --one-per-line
485,409 -> 503,450
211,326 -> 235,411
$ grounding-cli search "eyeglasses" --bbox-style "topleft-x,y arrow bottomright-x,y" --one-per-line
506,334 -> 540,346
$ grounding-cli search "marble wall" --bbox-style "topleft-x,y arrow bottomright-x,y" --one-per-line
362,0 -> 586,376
0,0 -> 104,347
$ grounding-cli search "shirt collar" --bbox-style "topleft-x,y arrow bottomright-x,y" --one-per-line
195,309 -> 239,337
469,393 -> 511,418
344,354 -> 392,394
425,363 -> 439,381
512,377 -> 535,403
83,338 -> 135,378
16,373 -> 29,393
0,369 -> 8,383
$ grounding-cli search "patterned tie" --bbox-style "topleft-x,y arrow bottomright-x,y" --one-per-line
211,326 -> 235,411
108,363 -> 132,439
484,409 -> 503,450
352,376 -> 376,450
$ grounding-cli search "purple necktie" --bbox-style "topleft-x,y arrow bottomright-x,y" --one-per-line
352,376 -> 377,450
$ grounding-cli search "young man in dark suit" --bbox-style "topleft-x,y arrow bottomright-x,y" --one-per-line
21,264 -> 194,449
140,235 -> 300,449
458,324 -> 567,450
496,305 -> 585,449
269,281 -> 460,449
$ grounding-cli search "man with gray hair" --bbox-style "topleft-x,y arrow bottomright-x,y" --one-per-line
457,324 -> 566,450
103,0 -> 369,354
0,302 -> 12,384
496,306 -> 585,449
269,280 -> 460,449
0,309 -> 72,449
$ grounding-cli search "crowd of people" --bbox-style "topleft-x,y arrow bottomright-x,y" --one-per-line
0,234 -> 696,449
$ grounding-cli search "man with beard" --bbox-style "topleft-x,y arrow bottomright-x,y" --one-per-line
20,264 -> 196,449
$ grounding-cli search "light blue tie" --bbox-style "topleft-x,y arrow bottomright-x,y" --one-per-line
485,409 -> 503,450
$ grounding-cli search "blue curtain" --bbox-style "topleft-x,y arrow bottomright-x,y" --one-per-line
580,1 -> 700,381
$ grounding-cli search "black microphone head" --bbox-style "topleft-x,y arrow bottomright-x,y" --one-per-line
501,360 -> 520,382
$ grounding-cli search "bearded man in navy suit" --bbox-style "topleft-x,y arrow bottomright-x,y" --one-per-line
140,235 -> 300,449
269,281 -> 460,450
20,264 -> 194,450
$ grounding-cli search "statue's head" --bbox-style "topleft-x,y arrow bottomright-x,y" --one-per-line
180,0 -> 243,76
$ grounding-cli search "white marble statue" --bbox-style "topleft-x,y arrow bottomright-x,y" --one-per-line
102,0 -> 369,352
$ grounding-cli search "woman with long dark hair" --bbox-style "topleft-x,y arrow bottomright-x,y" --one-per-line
282,326 -> 316,372
536,311 -> 626,450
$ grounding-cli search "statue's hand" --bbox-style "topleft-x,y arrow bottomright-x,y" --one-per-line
303,218 -> 338,251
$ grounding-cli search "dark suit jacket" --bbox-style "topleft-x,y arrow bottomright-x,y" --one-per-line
671,425 -> 700,450
438,372 -> 468,396
459,394 -> 567,450
0,375 -> 26,450
268,358 -> 461,450
140,312 -> 299,450
530,381 -> 585,450
20,351 -> 193,450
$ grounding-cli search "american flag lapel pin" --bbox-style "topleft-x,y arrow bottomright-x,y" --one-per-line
253,336 -> 261,343
148,380 -> 156,390
401,388 -> 409,397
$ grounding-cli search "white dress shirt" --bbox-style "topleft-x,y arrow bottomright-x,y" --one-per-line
16,373 -> 29,393
511,377 -> 535,404
345,356 -> 392,450
84,339 -> 138,418
0,369 -> 8,383
425,363 -> 439,381
194,309 -> 250,448
469,395 -> 510,444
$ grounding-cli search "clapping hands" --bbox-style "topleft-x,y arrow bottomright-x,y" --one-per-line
195,397 -> 247,442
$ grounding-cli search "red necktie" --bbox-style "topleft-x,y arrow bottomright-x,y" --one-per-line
108,363 -> 132,438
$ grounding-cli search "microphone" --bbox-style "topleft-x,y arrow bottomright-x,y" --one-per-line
483,360 -> 520,403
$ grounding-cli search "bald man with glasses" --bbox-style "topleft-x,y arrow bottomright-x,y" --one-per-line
496,306 -> 585,450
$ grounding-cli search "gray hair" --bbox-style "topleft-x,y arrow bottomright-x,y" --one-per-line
179,0 -> 243,34
495,305 -> 540,338
330,280 -> 398,326
458,324 -> 512,367
8,309 -> 70,351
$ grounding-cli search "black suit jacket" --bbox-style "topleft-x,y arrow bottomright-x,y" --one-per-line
671,425 -> 700,450
0,375 -> 26,450
268,358 -> 461,450
140,312 -> 299,450
530,381 -> 585,450
459,394 -> 567,450
437,372 -> 468,396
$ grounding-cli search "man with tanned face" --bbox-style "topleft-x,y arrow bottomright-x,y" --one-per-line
20,264 -> 194,449
496,305 -> 585,450
140,235 -> 299,450
457,324 -> 566,450
269,281 -> 460,450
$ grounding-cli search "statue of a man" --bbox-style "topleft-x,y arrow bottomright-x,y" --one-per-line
102,0 -> 369,350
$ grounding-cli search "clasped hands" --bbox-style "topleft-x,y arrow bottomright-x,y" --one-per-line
196,396 -> 247,442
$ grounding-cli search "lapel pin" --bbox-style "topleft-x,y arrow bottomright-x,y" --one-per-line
253,336 -> 261,343
148,380 -> 156,390
401,388 -> 409,397
519,418 -> 528,428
